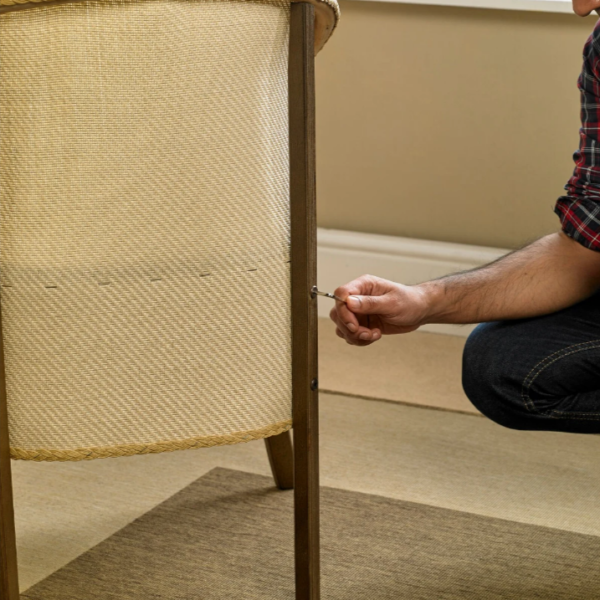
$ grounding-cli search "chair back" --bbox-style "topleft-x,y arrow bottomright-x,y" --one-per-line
0,0 -> 338,461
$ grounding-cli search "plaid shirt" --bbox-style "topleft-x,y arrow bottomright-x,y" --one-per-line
555,19 -> 600,251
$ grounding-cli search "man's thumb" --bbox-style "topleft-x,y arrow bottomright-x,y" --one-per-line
346,295 -> 385,315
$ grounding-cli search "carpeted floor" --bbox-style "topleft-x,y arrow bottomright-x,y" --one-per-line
20,467 -> 600,600
11,322 -> 600,596
318,318 -> 476,414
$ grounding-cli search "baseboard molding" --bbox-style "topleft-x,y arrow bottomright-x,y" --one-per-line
317,228 -> 509,338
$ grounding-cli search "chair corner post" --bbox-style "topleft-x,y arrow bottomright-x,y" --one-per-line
0,302 -> 19,599
289,3 -> 320,600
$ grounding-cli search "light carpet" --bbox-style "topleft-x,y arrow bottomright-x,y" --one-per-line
318,318 -> 476,414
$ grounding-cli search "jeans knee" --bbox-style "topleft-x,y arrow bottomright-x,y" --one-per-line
462,322 -> 526,430
462,323 -> 498,402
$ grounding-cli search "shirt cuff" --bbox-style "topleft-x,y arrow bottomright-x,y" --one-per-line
554,196 -> 600,252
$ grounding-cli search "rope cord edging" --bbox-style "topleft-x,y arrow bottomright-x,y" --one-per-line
10,418 -> 293,462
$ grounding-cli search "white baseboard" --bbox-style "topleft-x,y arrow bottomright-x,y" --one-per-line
317,228 -> 509,338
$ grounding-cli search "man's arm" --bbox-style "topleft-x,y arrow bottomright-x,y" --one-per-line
331,21 -> 600,345
330,230 -> 600,345
418,230 -> 600,324
422,20 -> 600,325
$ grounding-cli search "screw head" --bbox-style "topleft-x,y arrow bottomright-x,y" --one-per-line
310,378 -> 319,391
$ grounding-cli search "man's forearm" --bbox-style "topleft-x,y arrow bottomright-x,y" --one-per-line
416,231 -> 600,324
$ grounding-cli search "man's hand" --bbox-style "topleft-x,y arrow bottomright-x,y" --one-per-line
330,233 -> 600,347
329,274 -> 429,346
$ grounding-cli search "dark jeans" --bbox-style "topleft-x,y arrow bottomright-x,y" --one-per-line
462,289 -> 600,434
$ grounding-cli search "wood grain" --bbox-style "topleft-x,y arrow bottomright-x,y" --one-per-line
289,4 -> 320,599
0,301 -> 20,599
265,431 -> 295,491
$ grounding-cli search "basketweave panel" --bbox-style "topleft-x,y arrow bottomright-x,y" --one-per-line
0,0 -> 293,461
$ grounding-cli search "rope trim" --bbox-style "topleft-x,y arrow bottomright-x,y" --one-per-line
10,418 -> 292,462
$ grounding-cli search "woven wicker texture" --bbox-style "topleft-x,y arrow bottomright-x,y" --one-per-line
0,0 -> 294,461
0,0 -> 340,55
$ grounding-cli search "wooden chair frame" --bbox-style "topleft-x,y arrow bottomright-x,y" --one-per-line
0,3 -> 320,599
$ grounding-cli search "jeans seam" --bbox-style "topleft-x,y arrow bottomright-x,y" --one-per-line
520,340 -> 600,419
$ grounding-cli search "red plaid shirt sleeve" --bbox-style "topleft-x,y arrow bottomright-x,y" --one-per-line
555,20 -> 600,252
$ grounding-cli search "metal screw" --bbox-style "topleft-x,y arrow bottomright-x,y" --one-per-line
310,286 -> 346,303
310,378 -> 319,391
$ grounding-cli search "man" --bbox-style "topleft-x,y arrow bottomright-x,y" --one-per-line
329,0 -> 600,434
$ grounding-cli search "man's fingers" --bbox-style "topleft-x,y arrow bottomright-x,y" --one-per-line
336,301 -> 360,332
330,275 -> 395,346
337,323 -> 381,345
330,303 -> 382,345
358,328 -> 381,342
334,274 -> 381,301
346,294 -> 387,315
330,306 -> 355,337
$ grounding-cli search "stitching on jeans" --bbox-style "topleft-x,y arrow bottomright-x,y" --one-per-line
522,340 -> 600,385
520,340 -> 600,419
521,341 -> 600,411
520,341 -> 596,411
521,340 -> 600,404
548,412 -> 600,419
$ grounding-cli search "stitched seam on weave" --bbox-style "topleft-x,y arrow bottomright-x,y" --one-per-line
521,341 -> 600,419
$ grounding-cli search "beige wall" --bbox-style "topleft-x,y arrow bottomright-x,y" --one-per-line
315,1 -> 597,249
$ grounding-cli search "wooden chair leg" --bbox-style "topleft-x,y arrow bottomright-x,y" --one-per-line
0,447 -> 18,600
0,302 -> 20,600
265,431 -> 294,490
290,4 -> 320,599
